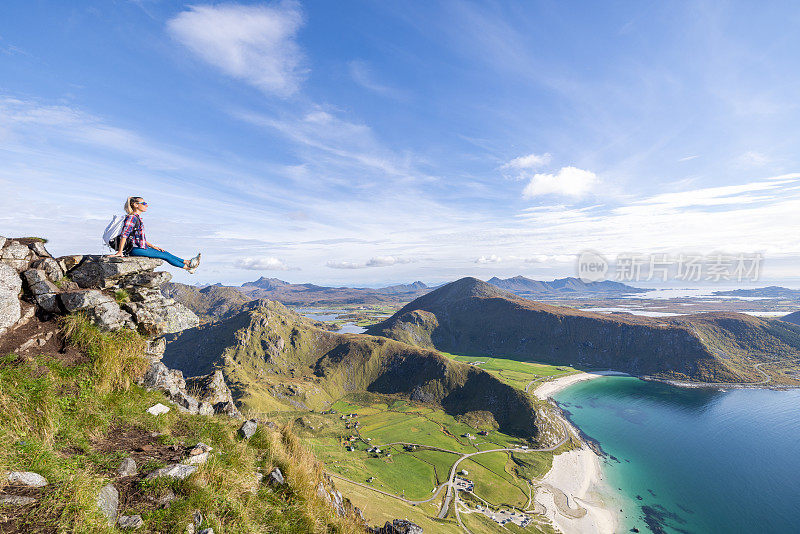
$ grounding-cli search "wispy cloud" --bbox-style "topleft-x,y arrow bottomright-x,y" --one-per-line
235,256 -> 293,271
501,153 -> 551,170
167,2 -> 306,96
326,256 -> 415,269
348,60 -> 404,99
522,166 -> 599,198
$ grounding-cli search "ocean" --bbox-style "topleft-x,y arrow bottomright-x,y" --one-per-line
553,377 -> 800,534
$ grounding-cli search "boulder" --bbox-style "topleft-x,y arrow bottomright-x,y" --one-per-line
122,270 -> 172,289
0,241 -> 34,272
316,482 -> 330,502
7,471 -> 48,487
127,287 -> 162,303
189,442 -> 212,456
59,290 -> 114,312
184,451 -> 210,465
97,483 -> 119,524
1,241 -> 32,260
141,362 -> 211,415
145,337 -> 167,359
0,264 -> 22,333
31,257 -> 64,282
57,255 -> 84,272
238,419 -> 258,440
117,457 -> 137,477
69,256 -> 163,289
34,293 -> 61,314
86,301 -> 132,331
123,300 -> 199,336
118,515 -> 144,529
267,467 -> 284,486
143,361 -> 186,397
22,269 -> 49,288
28,241 -> 50,257
0,495 -> 36,506
0,236 -> 6,249
145,464 -> 197,481
147,403 -> 170,416
371,520 -> 424,534
185,370 -> 241,418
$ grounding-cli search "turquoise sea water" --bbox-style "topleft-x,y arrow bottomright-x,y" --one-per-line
553,377 -> 800,534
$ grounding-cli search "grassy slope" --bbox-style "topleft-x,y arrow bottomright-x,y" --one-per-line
0,315 -> 362,534
163,301 -> 547,440
368,277 -> 800,384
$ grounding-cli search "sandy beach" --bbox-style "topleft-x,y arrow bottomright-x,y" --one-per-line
534,370 -> 630,401
533,371 -> 629,534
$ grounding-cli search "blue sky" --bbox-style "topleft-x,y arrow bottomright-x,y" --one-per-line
2,0 -> 799,286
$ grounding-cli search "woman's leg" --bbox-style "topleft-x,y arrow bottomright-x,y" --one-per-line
130,247 -> 186,268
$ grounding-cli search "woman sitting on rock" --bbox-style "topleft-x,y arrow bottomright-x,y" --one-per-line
111,196 -> 201,273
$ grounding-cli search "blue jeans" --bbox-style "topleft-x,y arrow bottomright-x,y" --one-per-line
130,247 -> 185,268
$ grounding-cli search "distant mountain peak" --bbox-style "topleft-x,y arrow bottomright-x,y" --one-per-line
486,275 -> 644,294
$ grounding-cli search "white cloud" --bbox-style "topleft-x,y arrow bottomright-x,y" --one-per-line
235,256 -> 292,270
501,153 -> 551,170
475,254 -> 502,264
678,155 -> 699,162
326,256 -> 415,269
167,2 -> 306,96
523,166 -> 598,198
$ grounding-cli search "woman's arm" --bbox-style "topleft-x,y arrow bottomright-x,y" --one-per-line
146,241 -> 163,251
112,215 -> 136,257
112,236 -> 127,257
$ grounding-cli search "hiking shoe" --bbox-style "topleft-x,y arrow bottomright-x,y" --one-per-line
189,253 -> 201,269
188,267 -> 197,275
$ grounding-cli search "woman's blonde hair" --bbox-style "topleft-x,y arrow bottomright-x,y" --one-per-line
124,196 -> 143,215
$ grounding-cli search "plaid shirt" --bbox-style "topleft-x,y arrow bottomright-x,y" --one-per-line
120,214 -> 147,249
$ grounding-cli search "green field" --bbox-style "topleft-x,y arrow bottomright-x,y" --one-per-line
333,477 -> 461,533
440,353 -> 578,391
283,392 -> 548,505
265,356 -> 576,532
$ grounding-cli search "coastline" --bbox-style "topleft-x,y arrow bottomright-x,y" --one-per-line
533,371 -> 629,534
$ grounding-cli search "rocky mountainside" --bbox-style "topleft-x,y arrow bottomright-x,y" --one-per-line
0,236 -> 240,417
162,300 -> 547,440
0,236 -> 387,533
486,275 -> 646,296
367,277 -> 800,384
161,282 -> 252,323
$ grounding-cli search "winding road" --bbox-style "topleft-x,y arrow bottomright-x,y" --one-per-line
437,417 -> 571,520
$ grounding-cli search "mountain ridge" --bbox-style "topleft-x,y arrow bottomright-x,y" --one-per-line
162,298 -> 549,440
367,277 -> 800,385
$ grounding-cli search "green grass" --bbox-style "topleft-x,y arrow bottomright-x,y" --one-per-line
332,477 -> 462,533
0,315 -> 364,534
114,288 -> 131,304
439,353 -> 578,392
461,453 -> 528,508
60,313 -> 148,394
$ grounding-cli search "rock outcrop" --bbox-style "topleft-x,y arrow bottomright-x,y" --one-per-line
0,236 -> 237,418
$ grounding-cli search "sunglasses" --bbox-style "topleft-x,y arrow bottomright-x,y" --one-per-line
137,201 -> 148,206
